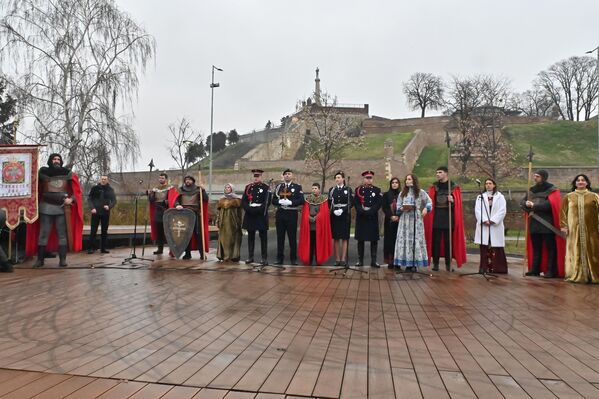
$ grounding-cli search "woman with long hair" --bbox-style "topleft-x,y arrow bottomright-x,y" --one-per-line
474,178 -> 508,273
560,174 -> 599,283
393,174 -> 432,271
382,177 -> 401,268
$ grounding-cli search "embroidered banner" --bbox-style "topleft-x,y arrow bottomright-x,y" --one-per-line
0,145 -> 39,229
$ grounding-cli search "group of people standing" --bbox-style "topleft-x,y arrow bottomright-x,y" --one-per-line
13,152 -> 598,285
213,166 -> 469,273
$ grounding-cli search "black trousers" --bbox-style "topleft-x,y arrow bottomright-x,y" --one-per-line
531,233 -> 556,272
357,240 -> 378,262
310,230 -> 317,264
154,220 -> 165,247
247,230 -> 268,261
186,221 -> 205,256
89,213 -> 110,249
432,228 -> 451,266
276,210 -> 298,262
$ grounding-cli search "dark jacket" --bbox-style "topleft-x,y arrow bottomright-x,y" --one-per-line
520,182 -> 558,234
88,184 -> 117,216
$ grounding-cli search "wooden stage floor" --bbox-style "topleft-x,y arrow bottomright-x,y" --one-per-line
0,249 -> 598,398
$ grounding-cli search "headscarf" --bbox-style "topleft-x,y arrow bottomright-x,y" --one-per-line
223,183 -> 241,199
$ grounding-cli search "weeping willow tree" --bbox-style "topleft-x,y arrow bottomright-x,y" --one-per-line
0,0 -> 155,184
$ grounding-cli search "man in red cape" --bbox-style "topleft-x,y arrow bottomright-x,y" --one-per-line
424,166 -> 467,270
26,153 -> 84,266
298,183 -> 332,265
168,175 -> 209,259
521,170 -> 565,277
148,172 -> 176,254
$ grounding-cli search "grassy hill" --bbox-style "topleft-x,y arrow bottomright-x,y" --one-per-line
503,118 -> 598,166
343,131 -> 414,159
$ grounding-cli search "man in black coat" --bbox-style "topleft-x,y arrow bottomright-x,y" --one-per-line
241,169 -> 271,266
272,168 -> 304,265
87,175 -> 117,254
354,170 -> 382,267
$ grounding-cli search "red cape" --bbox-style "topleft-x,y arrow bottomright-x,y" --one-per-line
149,186 -> 178,241
168,188 -> 209,252
26,174 -> 84,256
424,185 -> 467,267
525,190 -> 566,276
298,198 -> 332,265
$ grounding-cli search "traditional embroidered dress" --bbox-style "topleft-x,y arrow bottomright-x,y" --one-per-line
560,189 -> 599,283
394,188 -> 432,267
216,184 -> 243,262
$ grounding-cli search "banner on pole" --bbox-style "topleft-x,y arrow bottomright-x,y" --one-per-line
0,145 -> 40,229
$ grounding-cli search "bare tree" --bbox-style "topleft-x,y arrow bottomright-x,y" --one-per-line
538,55 -> 598,121
513,81 -> 555,117
445,75 -> 513,176
168,118 -> 203,179
402,73 -> 444,118
465,110 -> 515,180
0,0 -> 156,182
303,92 -> 364,189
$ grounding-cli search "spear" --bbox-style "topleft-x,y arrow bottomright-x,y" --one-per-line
445,130 -> 453,271
523,146 -> 534,276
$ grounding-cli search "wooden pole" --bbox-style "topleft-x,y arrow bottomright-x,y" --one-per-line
523,146 -> 534,276
445,131 -> 453,271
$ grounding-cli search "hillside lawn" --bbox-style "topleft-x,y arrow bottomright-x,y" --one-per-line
503,118 -> 598,166
343,131 -> 414,159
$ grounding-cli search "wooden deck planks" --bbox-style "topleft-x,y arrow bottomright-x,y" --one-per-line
2,253 -> 599,398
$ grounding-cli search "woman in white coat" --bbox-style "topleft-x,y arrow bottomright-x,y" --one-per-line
474,178 -> 508,273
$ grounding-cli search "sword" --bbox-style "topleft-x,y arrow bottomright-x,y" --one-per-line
528,211 -> 566,238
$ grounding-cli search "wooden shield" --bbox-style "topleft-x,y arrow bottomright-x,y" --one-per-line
163,208 -> 196,258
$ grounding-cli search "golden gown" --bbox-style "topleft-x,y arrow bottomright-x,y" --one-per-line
216,197 -> 243,261
559,189 -> 599,283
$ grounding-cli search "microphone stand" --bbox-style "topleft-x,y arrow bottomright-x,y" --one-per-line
141,159 -> 154,256
122,178 -> 154,265
460,181 -> 496,280
330,176 -> 366,276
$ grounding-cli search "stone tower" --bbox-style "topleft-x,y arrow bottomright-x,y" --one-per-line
314,67 -> 321,106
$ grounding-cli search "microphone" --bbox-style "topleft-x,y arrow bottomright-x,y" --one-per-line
138,179 -> 143,184
475,179 -> 481,186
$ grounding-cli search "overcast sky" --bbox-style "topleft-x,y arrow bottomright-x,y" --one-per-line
116,0 -> 599,172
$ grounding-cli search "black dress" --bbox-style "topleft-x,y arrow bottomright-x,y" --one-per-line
382,189 -> 400,265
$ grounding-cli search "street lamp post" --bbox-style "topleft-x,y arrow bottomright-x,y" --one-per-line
209,65 -> 223,199
586,47 -> 599,171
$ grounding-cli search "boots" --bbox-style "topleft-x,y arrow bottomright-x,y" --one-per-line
355,241 -> 364,266
544,260 -> 557,278
58,245 -> 68,267
33,245 -> 45,267
260,233 -> 268,265
183,250 -> 192,260
245,233 -> 255,264
370,242 -> 379,267
0,257 -> 13,273
153,245 -> 164,255
100,237 -> 109,254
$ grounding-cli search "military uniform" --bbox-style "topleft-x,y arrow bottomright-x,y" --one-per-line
241,171 -> 270,265
272,178 -> 304,264
328,185 -> 353,239
353,171 -> 382,267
